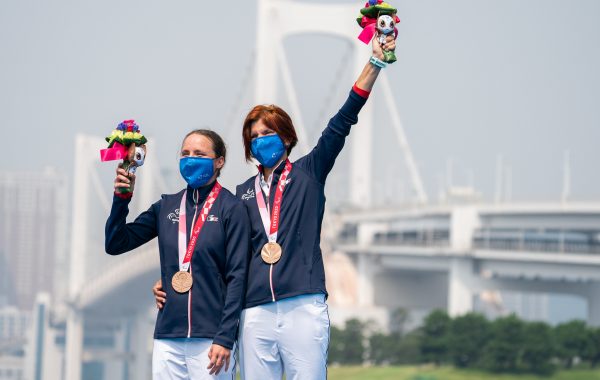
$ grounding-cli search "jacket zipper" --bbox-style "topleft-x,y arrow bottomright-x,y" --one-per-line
270,265 -> 276,302
187,189 -> 199,338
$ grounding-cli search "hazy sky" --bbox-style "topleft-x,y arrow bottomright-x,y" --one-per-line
1,0 -> 599,205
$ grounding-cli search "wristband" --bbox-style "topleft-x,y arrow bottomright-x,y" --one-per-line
369,56 -> 387,69
115,191 -> 133,199
352,82 -> 371,99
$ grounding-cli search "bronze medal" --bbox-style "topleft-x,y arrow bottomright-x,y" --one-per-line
172,271 -> 193,293
261,242 -> 282,264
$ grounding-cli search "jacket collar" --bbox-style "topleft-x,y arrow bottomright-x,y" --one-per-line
257,158 -> 288,183
185,180 -> 217,206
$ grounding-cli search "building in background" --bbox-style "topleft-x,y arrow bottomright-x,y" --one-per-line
0,168 -> 68,311
0,303 -> 29,380
0,168 -> 68,380
0,357 -> 24,380
331,201 -> 600,330
0,306 -> 29,344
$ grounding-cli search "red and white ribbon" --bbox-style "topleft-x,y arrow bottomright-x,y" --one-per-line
177,182 -> 222,272
254,160 -> 292,243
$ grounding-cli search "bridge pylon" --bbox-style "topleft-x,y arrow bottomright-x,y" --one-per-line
64,135 -> 163,380
255,0 -> 427,205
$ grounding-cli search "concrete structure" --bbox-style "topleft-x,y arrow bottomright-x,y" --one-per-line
333,202 -> 600,329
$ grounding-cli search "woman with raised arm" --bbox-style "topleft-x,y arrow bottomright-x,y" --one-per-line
235,35 -> 394,379
106,130 -> 249,379
154,34 -> 395,379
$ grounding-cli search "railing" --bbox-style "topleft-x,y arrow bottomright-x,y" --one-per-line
472,229 -> 600,254
373,230 -> 450,247
336,229 -> 450,248
336,225 -> 600,254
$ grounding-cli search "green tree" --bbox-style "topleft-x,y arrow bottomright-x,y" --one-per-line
481,314 -> 524,373
554,320 -> 588,368
328,325 -> 345,364
368,307 -> 412,365
583,327 -> 600,368
395,330 -> 423,365
521,321 -> 556,375
369,332 -> 399,365
420,310 -> 451,366
329,319 -> 365,365
448,312 -> 490,368
389,307 -> 410,335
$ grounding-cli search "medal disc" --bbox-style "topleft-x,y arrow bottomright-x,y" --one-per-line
172,271 -> 193,293
261,242 -> 282,264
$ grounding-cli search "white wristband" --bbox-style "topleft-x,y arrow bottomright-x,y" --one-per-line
369,56 -> 387,69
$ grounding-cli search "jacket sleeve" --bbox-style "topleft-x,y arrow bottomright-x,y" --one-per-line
212,200 -> 251,349
105,194 -> 160,255
296,89 -> 368,183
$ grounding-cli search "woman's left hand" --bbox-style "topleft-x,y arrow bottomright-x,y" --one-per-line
152,279 -> 166,309
373,34 -> 396,61
207,344 -> 231,375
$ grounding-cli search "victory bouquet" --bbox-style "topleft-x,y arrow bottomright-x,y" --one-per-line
99,119 -> 147,194
357,0 -> 400,63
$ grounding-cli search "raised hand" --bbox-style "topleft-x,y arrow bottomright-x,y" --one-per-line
373,33 -> 396,61
114,164 -> 136,193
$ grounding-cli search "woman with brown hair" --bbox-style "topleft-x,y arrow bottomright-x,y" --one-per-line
154,34 -> 395,378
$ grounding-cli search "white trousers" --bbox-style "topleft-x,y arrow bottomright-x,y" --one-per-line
239,294 -> 330,380
152,338 -> 236,380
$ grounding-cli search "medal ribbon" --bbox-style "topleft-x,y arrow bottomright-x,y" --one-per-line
177,181 -> 222,272
255,159 -> 292,243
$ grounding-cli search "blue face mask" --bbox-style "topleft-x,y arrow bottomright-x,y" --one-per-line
179,157 -> 214,189
251,134 -> 286,168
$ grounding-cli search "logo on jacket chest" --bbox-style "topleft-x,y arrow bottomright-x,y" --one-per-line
241,178 -> 292,202
241,188 -> 255,200
167,208 -> 180,224
280,178 -> 292,189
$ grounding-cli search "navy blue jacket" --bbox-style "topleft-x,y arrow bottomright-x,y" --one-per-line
236,89 -> 367,308
105,183 -> 250,349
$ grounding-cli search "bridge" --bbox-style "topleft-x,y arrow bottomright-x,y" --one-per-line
22,1 -> 600,379
330,202 -> 600,328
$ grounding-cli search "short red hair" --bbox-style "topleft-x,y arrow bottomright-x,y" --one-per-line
242,104 -> 298,162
